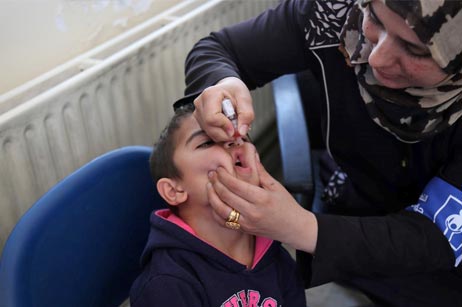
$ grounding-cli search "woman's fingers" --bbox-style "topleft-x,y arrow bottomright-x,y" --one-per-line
234,94 -> 254,136
207,151 -> 318,252
207,180 -> 252,231
209,163 -> 288,221
256,161 -> 283,192
193,89 -> 232,141
214,167 -> 265,206
207,182 -> 231,221
208,170 -> 262,232
193,77 -> 255,141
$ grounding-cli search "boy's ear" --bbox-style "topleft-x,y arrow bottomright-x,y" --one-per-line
157,178 -> 188,206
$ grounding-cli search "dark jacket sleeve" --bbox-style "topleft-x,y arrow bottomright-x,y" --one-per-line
130,275 -> 204,307
311,211 -> 455,286
184,0 -> 315,95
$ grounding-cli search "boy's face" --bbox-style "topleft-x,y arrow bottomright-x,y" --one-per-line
172,114 -> 260,206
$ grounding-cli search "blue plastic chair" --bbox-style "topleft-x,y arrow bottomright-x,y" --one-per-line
272,73 -> 325,288
272,72 -> 326,213
0,146 -> 165,307
272,73 -> 314,208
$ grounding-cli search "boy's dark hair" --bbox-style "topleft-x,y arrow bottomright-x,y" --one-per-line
150,102 -> 195,184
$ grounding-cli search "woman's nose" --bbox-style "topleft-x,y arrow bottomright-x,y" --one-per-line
368,33 -> 398,68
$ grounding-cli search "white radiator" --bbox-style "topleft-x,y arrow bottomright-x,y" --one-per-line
0,0 -> 278,251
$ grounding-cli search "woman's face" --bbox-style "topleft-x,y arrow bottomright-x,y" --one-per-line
362,0 -> 449,89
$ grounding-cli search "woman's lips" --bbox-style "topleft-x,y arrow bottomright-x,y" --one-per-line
374,68 -> 399,81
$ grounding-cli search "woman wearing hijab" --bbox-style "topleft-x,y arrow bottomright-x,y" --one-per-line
181,0 -> 462,305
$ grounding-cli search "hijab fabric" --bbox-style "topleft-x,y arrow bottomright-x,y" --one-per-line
340,0 -> 462,142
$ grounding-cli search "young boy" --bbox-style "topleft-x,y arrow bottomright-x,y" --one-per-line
129,101 -> 306,307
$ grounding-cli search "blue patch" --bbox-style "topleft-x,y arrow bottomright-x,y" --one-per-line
406,177 -> 462,266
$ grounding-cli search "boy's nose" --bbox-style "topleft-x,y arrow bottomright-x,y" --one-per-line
224,141 -> 238,149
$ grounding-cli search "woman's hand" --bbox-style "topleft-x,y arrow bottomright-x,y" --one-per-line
207,160 -> 318,254
193,77 -> 254,142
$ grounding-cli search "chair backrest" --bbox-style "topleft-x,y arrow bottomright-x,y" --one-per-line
272,73 -> 314,204
0,146 -> 165,307
272,73 -> 323,288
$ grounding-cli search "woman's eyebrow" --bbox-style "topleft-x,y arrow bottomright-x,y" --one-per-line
405,40 -> 430,53
370,2 -> 428,52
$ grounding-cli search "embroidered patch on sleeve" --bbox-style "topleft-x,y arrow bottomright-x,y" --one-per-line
407,177 -> 462,266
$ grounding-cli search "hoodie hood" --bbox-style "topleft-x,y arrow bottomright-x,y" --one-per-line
140,209 -> 275,272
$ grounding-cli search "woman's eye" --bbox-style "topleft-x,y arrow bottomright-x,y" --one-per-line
197,140 -> 215,148
404,44 -> 432,59
367,4 -> 382,26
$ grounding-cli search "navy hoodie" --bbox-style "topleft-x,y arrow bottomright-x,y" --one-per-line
130,209 -> 306,307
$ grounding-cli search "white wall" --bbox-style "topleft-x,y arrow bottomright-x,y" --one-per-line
0,0 -> 182,95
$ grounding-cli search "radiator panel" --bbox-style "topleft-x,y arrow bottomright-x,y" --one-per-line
0,0 -> 278,251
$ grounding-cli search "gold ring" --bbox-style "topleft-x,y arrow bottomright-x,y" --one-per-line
225,221 -> 241,230
233,211 -> 240,223
227,209 -> 239,223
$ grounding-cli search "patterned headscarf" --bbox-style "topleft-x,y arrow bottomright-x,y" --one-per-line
340,0 -> 462,142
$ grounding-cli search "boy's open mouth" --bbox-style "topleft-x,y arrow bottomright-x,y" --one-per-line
233,153 -> 251,174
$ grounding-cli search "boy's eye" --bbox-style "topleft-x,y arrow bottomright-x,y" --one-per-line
197,140 -> 215,149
